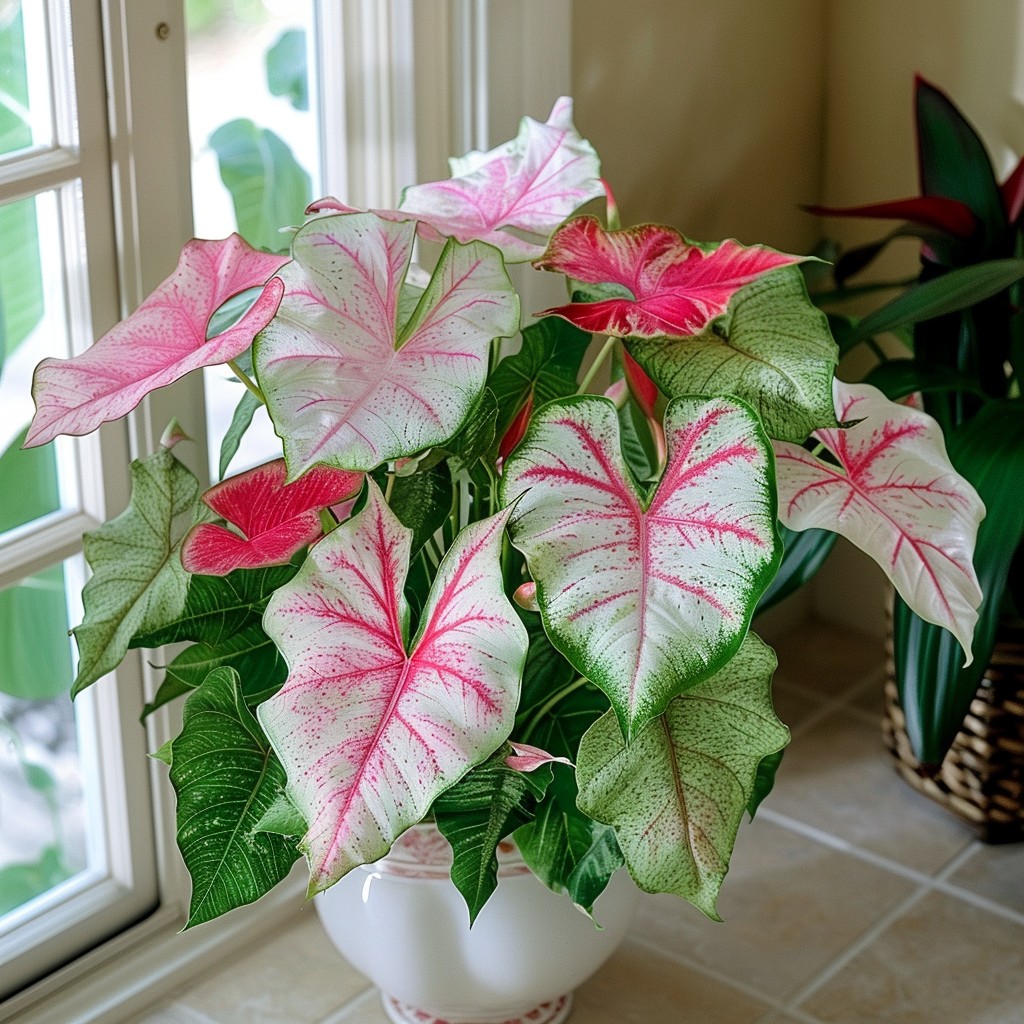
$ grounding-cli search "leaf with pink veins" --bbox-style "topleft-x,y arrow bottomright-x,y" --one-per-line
258,481 -> 528,893
534,216 -> 803,338
180,459 -> 363,576
397,97 -> 603,262
500,395 -> 779,741
25,235 -> 286,448
254,211 -> 519,477
774,381 -> 984,661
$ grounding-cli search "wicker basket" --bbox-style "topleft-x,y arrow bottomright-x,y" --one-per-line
883,615 -> 1024,843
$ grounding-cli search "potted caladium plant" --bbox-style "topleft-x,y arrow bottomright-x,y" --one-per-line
23,97 -> 985,1019
799,76 -> 1024,837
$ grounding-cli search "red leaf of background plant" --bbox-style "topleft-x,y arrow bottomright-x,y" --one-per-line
25,236 -> 286,448
181,459 -> 362,576
803,196 -> 977,238
534,217 -> 801,338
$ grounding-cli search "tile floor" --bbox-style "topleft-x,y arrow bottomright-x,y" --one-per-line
128,619 -> 1024,1024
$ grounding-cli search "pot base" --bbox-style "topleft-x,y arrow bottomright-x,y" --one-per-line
381,992 -> 572,1024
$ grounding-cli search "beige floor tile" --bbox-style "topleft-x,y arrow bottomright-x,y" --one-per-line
572,940 -> 769,1024
769,680 -> 824,733
629,817 -> 915,1000
799,890 -> 1024,1024
946,841 -> 1024,915
767,708 -> 976,873
771,620 -> 884,698
323,988 -> 390,1023
170,908 -> 372,1024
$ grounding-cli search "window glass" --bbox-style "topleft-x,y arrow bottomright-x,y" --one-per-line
186,0 -> 319,479
0,3 -> 55,158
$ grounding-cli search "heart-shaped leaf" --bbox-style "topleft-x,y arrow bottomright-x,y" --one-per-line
72,445 -> 204,697
398,97 -> 603,262
774,381 -> 984,660
576,633 -> 787,920
26,236 -> 286,447
163,666 -> 299,928
181,459 -> 362,576
258,482 -> 528,893
255,212 -> 519,476
534,217 -> 803,338
627,266 -> 838,442
501,395 -> 779,741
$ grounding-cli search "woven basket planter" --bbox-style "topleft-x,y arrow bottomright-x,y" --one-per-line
883,616 -> 1024,843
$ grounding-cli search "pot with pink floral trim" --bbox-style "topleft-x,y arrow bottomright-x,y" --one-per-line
315,822 -> 637,1024
23,96 -> 985,1020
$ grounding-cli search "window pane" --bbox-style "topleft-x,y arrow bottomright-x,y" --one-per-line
0,189 -> 79,538
0,3 -> 55,157
186,0 -> 319,479
0,562 -> 88,927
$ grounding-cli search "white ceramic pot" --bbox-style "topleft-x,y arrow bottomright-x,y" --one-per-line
315,824 -> 638,1024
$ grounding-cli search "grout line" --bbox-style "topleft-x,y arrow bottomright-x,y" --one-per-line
317,985 -> 379,1024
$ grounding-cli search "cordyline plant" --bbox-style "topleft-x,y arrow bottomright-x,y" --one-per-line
801,75 -> 1024,767
25,98 -> 985,928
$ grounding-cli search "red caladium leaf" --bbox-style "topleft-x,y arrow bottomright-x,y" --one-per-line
775,381 -> 984,660
180,459 -> 363,576
258,482 -> 528,893
254,212 -> 519,477
397,97 -> 603,262
534,217 -> 802,338
25,236 -> 286,448
501,395 -> 779,740
803,196 -> 977,238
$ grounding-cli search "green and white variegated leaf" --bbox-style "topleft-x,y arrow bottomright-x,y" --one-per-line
576,633 -> 788,920
255,212 -> 520,477
164,667 -> 300,928
72,445 -> 204,697
501,395 -> 780,741
627,266 -> 838,443
432,746 -> 553,924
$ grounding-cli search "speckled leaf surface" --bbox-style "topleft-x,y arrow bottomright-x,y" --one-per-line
576,633 -> 787,920
72,446 -> 204,696
626,266 -> 838,443
398,97 -> 603,262
164,667 -> 299,928
26,236 -> 285,447
501,395 -> 779,740
255,213 -> 519,476
534,217 -> 802,338
259,483 -> 528,893
775,381 -> 984,660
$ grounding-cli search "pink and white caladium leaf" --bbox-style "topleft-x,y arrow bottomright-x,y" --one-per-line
500,395 -> 779,741
25,236 -> 286,448
180,459 -> 363,576
576,633 -> 788,920
258,481 -> 528,893
397,97 -> 604,262
533,216 -> 803,338
254,212 -> 519,477
505,742 -> 574,773
775,381 -> 984,660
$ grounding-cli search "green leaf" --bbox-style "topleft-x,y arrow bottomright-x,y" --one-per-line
433,747 -> 553,924
747,749 -> 785,819
252,791 -> 307,838
143,622 -> 287,718
164,666 -> 300,928
208,118 -> 312,253
628,266 -> 838,442
756,524 -> 837,614
848,260 -> 1024,345
894,400 -> 1024,763
576,633 -> 787,920
218,388 -> 262,479
133,564 -> 298,649
863,359 -> 989,402
71,447 -> 202,697
513,769 -> 622,913
387,460 -> 453,557
446,387 -> 498,471
265,28 -> 308,111
0,847 -> 71,916
488,317 -> 592,444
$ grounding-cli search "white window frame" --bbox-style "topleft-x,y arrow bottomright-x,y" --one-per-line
2,2 -> 570,1020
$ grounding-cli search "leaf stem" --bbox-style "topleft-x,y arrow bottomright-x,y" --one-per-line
227,359 -> 266,403
577,336 -> 617,395
520,675 -> 592,742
